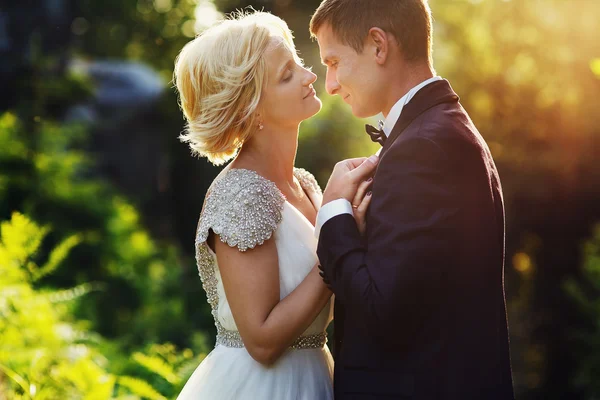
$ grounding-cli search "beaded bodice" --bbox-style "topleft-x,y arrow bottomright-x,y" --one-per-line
195,168 -> 331,350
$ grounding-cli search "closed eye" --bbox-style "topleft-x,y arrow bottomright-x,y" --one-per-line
321,57 -> 338,68
282,71 -> 293,82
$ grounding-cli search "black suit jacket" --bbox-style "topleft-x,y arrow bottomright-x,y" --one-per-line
318,80 -> 514,399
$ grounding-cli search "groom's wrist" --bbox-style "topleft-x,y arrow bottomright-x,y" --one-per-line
314,199 -> 353,238
322,192 -> 346,205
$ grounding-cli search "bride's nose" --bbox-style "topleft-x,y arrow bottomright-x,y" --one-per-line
303,68 -> 317,86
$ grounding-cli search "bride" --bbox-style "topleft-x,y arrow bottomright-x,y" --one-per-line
173,10 -> 371,400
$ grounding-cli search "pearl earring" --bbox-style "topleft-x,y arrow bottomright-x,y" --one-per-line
258,122 -> 264,130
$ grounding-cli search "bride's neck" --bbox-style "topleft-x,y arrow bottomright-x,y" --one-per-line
233,125 -> 299,188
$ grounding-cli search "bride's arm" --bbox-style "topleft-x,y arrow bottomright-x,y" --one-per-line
215,235 -> 331,366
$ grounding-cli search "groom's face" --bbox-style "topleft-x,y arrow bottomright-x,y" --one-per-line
316,24 -> 384,118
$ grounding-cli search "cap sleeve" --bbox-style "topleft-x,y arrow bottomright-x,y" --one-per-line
196,169 -> 286,252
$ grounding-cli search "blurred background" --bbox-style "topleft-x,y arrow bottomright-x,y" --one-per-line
0,0 -> 599,398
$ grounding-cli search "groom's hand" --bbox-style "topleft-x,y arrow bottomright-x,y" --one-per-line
322,154 -> 379,206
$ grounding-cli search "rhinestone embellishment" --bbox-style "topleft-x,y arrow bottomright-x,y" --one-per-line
197,169 -> 285,252
194,168 -> 325,350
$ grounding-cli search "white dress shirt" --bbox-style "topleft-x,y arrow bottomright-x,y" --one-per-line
314,76 -> 443,238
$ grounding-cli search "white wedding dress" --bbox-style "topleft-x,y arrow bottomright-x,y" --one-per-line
177,168 -> 334,400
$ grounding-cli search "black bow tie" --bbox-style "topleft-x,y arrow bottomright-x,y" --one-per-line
365,121 -> 387,146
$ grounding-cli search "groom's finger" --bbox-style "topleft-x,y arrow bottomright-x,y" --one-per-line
348,154 -> 379,182
343,157 -> 369,170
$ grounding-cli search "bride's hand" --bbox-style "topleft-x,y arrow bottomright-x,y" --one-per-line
351,177 -> 373,236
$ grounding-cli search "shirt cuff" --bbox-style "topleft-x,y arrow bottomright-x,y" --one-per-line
315,198 -> 353,238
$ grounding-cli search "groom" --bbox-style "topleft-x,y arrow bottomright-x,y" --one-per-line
311,0 -> 514,399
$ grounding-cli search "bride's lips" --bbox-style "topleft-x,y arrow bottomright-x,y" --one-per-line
303,87 -> 316,99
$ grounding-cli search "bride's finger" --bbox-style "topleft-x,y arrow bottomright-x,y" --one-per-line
356,191 -> 372,217
354,191 -> 372,235
352,177 -> 373,209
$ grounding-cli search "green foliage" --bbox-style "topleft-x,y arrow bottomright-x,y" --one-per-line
0,212 -> 205,399
128,343 -> 203,397
76,0 -> 200,80
0,212 -> 114,399
117,376 -> 167,400
132,352 -> 180,385
565,225 -> 600,397
0,2 -> 214,388
0,104 -> 210,394
429,0 -> 600,193
0,111 -> 211,351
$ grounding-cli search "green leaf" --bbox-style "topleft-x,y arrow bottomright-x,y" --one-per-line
0,212 -> 49,272
34,234 -> 83,281
117,376 -> 167,400
46,282 -> 96,303
0,362 -> 31,398
132,352 -> 180,384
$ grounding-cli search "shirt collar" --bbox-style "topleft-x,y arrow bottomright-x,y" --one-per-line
382,76 -> 443,137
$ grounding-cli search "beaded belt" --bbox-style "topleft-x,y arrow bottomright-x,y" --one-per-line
216,329 -> 327,350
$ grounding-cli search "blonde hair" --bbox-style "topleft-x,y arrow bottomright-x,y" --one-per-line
174,10 -> 300,165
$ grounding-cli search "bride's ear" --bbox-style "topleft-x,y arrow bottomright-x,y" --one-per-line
368,27 -> 389,65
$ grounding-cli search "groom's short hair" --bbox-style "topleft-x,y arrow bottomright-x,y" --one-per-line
310,0 -> 432,67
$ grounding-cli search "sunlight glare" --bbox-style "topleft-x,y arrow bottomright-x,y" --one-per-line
591,58 -> 600,78
194,0 -> 223,33
154,0 -> 172,13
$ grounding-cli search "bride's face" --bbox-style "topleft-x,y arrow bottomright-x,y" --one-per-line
259,37 -> 321,129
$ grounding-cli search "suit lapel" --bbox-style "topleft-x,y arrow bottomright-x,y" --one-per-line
380,79 -> 460,158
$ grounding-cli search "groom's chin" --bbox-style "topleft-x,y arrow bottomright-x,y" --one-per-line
351,106 -> 379,119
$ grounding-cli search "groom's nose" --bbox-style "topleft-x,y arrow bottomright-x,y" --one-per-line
325,69 -> 341,95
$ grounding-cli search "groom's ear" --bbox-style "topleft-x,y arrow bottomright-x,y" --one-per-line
368,27 -> 389,65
